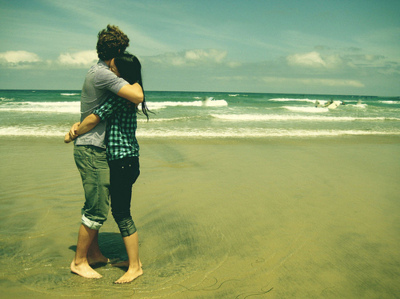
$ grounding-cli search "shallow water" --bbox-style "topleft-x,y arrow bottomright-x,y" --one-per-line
1,137 -> 399,298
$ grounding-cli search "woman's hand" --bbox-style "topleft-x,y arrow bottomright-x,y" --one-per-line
64,132 -> 73,143
64,122 -> 80,143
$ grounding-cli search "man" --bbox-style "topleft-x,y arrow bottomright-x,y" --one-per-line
69,25 -> 143,279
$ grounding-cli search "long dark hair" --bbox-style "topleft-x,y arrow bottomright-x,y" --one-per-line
114,52 -> 151,120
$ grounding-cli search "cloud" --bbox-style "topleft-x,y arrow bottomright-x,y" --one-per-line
344,53 -> 385,65
145,49 -> 229,67
57,50 -> 98,66
261,77 -> 364,88
0,51 -> 40,66
185,49 -> 227,63
0,48 -> 233,70
287,51 -> 342,68
0,50 -> 98,69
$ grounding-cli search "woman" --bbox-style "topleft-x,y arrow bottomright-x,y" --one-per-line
66,53 -> 150,284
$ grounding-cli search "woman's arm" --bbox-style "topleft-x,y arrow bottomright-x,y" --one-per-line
76,114 -> 101,136
64,95 -> 127,144
64,122 -> 80,143
64,114 -> 100,143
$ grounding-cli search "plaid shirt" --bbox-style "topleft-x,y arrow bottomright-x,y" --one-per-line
93,96 -> 139,161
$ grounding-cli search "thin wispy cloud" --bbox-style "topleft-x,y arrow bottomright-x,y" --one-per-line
262,77 -> 364,88
286,52 -> 342,68
145,49 -> 229,67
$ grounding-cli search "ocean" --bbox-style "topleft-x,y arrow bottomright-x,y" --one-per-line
1,89 -> 399,139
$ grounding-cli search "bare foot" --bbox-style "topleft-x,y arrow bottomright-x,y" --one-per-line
112,260 -> 142,268
70,260 -> 102,279
114,266 -> 143,284
88,254 -> 110,266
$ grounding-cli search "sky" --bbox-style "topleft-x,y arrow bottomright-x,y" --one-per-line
0,0 -> 399,96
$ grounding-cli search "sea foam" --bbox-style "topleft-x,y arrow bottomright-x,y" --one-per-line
0,101 -> 80,113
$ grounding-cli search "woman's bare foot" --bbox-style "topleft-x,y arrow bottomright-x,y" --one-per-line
114,266 -> 143,284
70,259 -> 102,279
112,259 -> 142,268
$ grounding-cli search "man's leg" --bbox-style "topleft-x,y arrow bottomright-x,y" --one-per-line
70,224 -> 102,278
88,230 -> 109,265
72,145 -> 111,278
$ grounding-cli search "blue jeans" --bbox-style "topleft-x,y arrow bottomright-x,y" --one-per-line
108,156 -> 140,237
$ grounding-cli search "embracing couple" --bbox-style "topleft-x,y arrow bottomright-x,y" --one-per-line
65,25 -> 150,284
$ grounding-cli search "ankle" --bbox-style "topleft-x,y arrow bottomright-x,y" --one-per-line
73,257 -> 88,266
128,262 -> 142,271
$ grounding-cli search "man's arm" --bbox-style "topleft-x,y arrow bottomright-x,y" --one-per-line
117,82 -> 143,105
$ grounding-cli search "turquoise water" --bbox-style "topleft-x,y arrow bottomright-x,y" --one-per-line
0,90 -> 399,138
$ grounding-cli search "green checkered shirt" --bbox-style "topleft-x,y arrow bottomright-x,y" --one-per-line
93,96 -> 139,161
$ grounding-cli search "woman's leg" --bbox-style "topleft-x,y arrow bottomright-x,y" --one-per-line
116,231 -> 143,283
109,157 -> 142,283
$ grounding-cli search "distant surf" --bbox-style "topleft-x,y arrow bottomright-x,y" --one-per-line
0,90 -> 399,138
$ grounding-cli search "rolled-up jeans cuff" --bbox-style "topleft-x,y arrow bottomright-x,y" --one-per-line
117,218 -> 137,237
81,213 -> 103,230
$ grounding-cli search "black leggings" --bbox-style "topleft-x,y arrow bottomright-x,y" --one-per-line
108,156 -> 140,237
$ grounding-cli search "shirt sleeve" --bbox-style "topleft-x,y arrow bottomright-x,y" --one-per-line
94,66 -> 128,95
93,97 -> 127,121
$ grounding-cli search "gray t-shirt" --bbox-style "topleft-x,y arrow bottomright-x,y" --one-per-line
75,60 -> 128,148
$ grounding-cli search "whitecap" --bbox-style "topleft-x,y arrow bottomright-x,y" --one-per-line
283,106 -> 329,113
269,98 -> 316,103
379,101 -> 399,105
147,99 -> 228,110
211,114 -> 395,122
136,128 -> 400,138
0,101 -> 80,113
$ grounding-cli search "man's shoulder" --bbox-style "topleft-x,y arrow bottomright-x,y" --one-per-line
92,61 -> 129,93
93,62 -> 118,83
92,61 -> 110,75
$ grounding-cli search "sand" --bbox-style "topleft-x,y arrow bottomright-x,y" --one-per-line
0,136 -> 399,298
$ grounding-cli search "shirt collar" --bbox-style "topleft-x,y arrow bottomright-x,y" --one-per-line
98,59 -> 109,68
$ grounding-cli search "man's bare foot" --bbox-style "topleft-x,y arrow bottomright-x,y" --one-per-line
70,260 -> 102,279
88,254 -> 110,266
114,266 -> 143,284
111,260 -> 129,268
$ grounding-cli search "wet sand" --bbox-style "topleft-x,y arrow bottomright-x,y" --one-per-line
0,136 -> 399,298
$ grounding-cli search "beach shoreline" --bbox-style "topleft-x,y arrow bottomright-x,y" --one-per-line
1,135 -> 399,298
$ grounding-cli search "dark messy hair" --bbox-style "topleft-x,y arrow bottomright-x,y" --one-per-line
96,25 -> 129,61
114,53 -> 151,120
